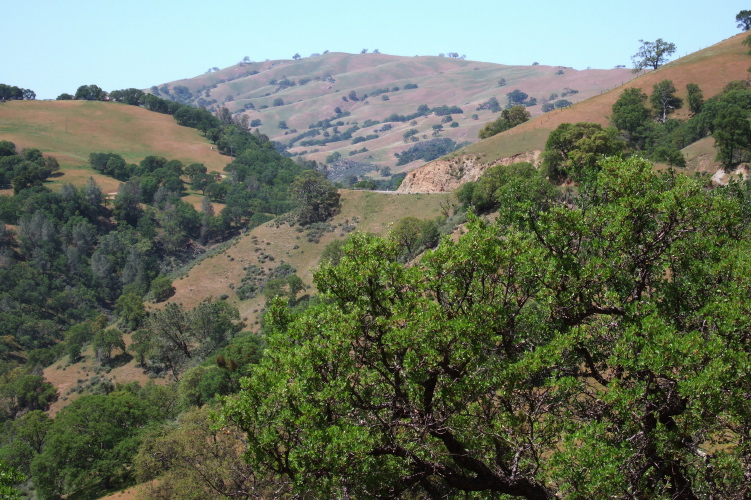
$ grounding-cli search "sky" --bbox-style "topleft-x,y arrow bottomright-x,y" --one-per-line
2,0 -> 748,100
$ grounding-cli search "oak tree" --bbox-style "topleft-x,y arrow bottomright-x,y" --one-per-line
632,38 -> 676,71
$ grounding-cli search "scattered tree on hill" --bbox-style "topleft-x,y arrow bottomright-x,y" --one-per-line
478,105 -> 530,139
290,170 -> 340,225
713,104 -> 751,167
542,122 -> 628,182
631,38 -> 676,72
75,84 -> 106,101
650,79 -> 682,123
476,96 -> 501,113
737,10 -> 751,31
147,299 -> 243,380
686,83 -> 704,115
506,89 -> 529,106
0,84 -> 34,101
135,406 -> 274,498
611,87 -> 650,142
292,53 -> 301,60
108,88 -> 144,105
93,328 -> 125,365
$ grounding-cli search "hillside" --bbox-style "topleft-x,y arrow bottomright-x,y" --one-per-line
0,100 -> 228,192
153,52 -> 632,180
398,32 -> 751,192
164,189 -> 452,321
40,189 -> 452,420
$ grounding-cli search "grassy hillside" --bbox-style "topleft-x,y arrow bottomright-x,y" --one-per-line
166,189 -> 453,321
457,32 -> 751,167
0,100 -> 229,192
154,52 -> 632,177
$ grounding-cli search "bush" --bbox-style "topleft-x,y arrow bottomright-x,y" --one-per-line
151,276 -> 176,302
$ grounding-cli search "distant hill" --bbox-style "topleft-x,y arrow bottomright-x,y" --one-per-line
398,32 -> 751,193
152,52 -> 632,180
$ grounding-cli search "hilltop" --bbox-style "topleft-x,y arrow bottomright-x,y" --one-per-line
398,32 -> 751,192
152,52 -> 632,180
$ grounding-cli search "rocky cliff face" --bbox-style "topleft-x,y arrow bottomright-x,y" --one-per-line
397,150 -> 542,193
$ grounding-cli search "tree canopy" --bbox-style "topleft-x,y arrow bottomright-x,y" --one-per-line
737,9 -> 751,31
632,38 -> 676,71
224,156 -> 751,498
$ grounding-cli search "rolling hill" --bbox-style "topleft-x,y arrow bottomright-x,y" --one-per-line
398,32 -> 751,193
152,52 -> 633,180
0,99 -> 229,193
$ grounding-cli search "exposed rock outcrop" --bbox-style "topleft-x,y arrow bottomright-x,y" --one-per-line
397,150 -> 542,193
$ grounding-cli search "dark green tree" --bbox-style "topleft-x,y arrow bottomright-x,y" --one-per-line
290,170 -> 341,224
649,79 -> 682,123
30,392 -> 156,497
686,83 -> 704,116
713,104 -> 751,167
632,38 -> 676,71
611,87 -> 650,145
737,10 -> 751,31
150,276 -> 175,303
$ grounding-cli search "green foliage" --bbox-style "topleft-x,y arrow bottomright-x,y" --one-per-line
457,161 -> 555,216
74,84 -> 106,101
0,461 -> 24,499
611,87 -> 650,141
390,216 -> 440,261
30,391 -> 163,498
115,293 -> 146,330
135,407 -> 272,499
150,276 -> 175,302
632,38 -> 676,71
713,104 -> 751,167
290,170 -> 340,225
223,157 -> 751,498
394,138 -> 469,165
506,89 -> 535,107
0,84 -> 34,101
649,79 -> 682,123
92,328 -> 125,365
686,83 -> 704,115
0,371 -> 58,421
478,105 -> 531,139
737,9 -> 751,31
476,96 -> 501,113
146,299 -> 243,379
542,122 -> 628,182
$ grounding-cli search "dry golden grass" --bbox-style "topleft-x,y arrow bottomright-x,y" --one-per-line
0,100 -> 228,180
167,190 -> 452,324
43,332 -> 163,417
159,52 -> 633,172
462,32 -> 751,166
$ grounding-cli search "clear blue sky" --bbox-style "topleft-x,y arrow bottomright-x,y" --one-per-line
2,0 -> 748,100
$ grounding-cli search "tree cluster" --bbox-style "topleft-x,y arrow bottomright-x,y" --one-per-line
477,105 -> 531,139
0,84 -> 35,101
394,138 -> 469,165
